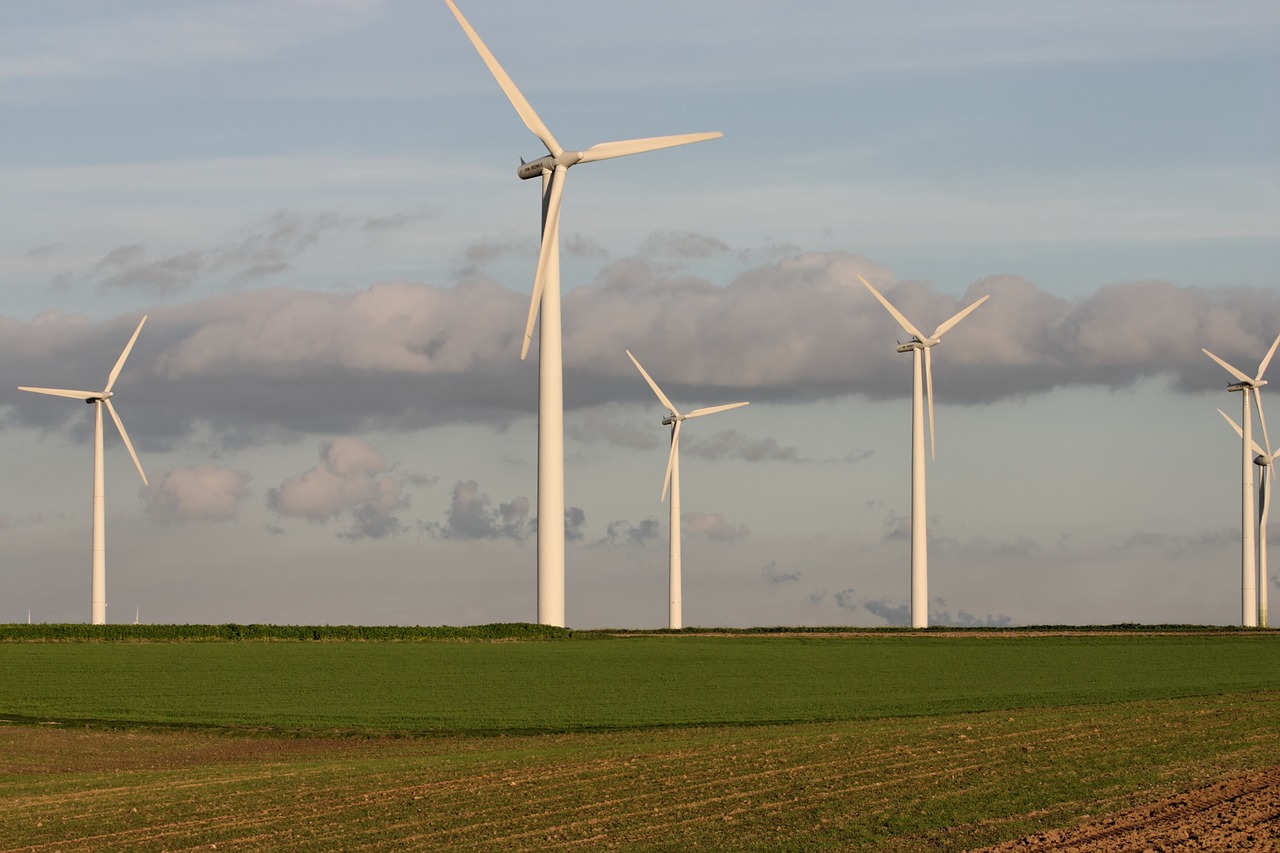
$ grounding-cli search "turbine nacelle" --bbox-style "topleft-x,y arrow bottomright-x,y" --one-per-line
518,153 -> 581,180
86,391 -> 113,403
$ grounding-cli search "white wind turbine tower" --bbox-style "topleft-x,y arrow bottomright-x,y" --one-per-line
858,274 -> 988,629
445,0 -> 722,627
1218,408 -> 1277,628
19,316 -> 149,625
1203,332 -> 1280,628
627,351 -> 747,630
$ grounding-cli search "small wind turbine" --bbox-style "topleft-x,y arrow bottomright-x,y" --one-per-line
627,351 -> 747,630
20,316 -> 149,625
1204,333 -> 1280,628
445,0 -> 722,628
1219,407 -> 1278,629
858,274 -> 988,629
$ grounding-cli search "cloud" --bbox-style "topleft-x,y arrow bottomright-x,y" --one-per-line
683,429 -> 799,463
597,518 -> 661,548
682,511 -> 749,542
565,506 -> 586,542
639,231 -> 731,260
834,588 -> 860,610
86,211 -> 351,294
141,465 -> 251,523
863,598 -> 911,626
2,1 -> 382,81
0,511 -> 52,530
428,480 -> 533,541
6,250 -> 1280,447
761,560 -> 801,585
861,596 -> 1014,627
266,437 -> 408,539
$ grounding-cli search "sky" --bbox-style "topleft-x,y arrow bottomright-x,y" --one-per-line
1,0 -> 1278,628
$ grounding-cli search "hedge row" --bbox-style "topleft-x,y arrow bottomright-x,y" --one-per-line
0,623 -> 572,643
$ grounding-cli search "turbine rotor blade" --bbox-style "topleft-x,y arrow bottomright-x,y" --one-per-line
686,401 -> 749,419
105,315 -> 147,394
626,350 -> 680,417
857,274 -> 924,341
1258,332 -> 1280,381
924,346 -> 936,460
1203,348 -> 1253,385
18,387 -> 97,400
932,294 -> 989,339
576,132 -> 722,164
105,399 -> 147,486
443,0 -> 562,156
1218,408 -> 1266,456
521,166 -> 567,360
661,420 -> 681,503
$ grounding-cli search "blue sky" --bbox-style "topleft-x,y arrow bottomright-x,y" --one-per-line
1,0 -> 1278,627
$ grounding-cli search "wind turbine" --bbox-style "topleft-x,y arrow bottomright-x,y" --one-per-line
445,0 -> 722,627
1218,408 -> 1277,628
858,274 -> 988,629
1203,332 -> 1280,628
20,315 -> 149,625
627,350 -> 747,630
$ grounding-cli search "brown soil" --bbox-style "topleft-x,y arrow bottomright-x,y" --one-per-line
978,769 -> 1280,851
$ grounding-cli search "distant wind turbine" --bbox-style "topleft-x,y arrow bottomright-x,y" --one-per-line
20,316 -> 149,625
858,274 -> 988,629
1218,405 -> 1278,629
445,0 -> 722,627
627,351 -> 747,630
1204,333 -> 1280,628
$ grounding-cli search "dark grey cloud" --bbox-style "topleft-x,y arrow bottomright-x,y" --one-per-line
639,231 -> 731,260
683,429 -> 799,463
597,517 -> 661,548
1117,527 -> 1237,560
862,598 -> 910,625
565,506 -> 586,542
861,596 -> 1014,627
58,209 -> 431,296
427,480 -> 533,542
834,588 -> 860,610
761,560 -> 801,584
5,250 -> 1279,450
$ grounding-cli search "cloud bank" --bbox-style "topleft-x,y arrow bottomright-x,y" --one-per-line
4,250 -> 1278,448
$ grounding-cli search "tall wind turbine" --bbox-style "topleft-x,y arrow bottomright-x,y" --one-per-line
627,351 -> 747,630
1219,408 -> 1277,628
1203,332 -> 1280,628
445,0 -> 722,627
858,274 -> 988,629
20,316 -> 149,625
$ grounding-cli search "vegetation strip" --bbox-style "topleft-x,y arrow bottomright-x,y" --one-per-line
0,632 -> 1276,734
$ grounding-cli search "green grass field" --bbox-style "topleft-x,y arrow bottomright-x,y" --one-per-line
1,629 -> 1278,850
